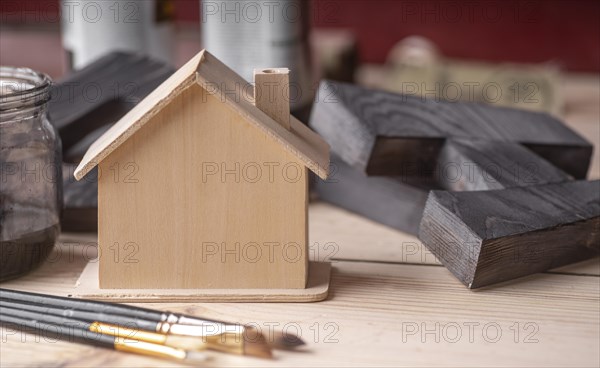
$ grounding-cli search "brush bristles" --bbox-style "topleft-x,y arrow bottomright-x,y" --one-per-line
164,335 -> 208,351
271,330 -> 306,350
243,327 -> 273,359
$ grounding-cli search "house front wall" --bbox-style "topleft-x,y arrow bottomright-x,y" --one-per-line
98,84 -> 308,289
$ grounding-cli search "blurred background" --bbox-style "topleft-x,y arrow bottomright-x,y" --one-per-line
1,0 -> 598,76
1,0 -> 598,180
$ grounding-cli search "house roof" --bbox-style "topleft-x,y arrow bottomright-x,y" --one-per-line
74,50 -> 330,180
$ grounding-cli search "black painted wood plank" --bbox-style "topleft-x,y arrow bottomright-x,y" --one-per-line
316,139 -> 572,235
418,180 -> 600,288
49,52 -> 174,153
436,138 -> 571,191
310,80 -> 592,178
315,155 -> 434,235
61,164 -> 98,232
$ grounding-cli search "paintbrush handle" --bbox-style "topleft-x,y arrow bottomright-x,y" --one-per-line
0,288 -> 163,321
0,312 -> 116,348
0,299 -> 159,332
0,307 -> 209,363
0,288 -> 229,326
2,305 -> 94,330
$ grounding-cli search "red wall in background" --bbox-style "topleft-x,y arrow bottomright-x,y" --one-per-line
309,0 -> 600,71
2,0 -> 599,72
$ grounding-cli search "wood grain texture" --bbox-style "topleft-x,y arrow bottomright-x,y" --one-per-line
419,180 -> 600,289
75,261 -> 330,302
310,79 -> 594,241
74,51 -> 204,179
311,79 -> 594,286
316,139 -> 571,236
49,52 -> 174,153
308,202 -> 600,277
2,70 -> 598,368
0,233 -> 598,368
435,138 -> 570,191
315,154 -> 433,235
75,50 -> 330,181
195,51 -> 329,179
98,84 -> 309,289
49,53 -> 173,232
356,64 -> 600,181
310,80 -> 592,179
254,68 -> 291,130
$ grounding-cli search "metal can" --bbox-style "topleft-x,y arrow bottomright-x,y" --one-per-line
201,0 -> 314,113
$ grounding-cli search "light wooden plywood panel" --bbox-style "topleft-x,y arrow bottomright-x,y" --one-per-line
309,202 -> 441,265
75,52 -> 204,179
98,84 -> 308,289
1,240 -> 598,367
195,51 -> 330,179
75,261 -> 330,302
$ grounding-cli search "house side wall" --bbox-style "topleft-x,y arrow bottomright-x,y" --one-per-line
98,84 -> 308,289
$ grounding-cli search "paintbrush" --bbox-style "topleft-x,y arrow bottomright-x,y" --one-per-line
0,288 -> 293,354
0,298 -> 272,358
0,312 -> 209,364
0,303 -> 208,351
1,287 -> 298,348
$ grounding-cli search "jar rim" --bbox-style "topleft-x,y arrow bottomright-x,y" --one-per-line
0,66 -> 52,112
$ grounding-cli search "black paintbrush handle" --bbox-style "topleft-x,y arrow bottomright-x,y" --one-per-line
0,288 -> 229,325
2,305 -> 93,330
0,299 -> 158,332
0,312 -> 115,349
0,288 -> 163,321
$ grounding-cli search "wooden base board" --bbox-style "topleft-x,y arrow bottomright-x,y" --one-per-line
74,261 -> 331,302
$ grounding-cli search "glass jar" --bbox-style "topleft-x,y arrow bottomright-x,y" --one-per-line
0,66 -> 62,281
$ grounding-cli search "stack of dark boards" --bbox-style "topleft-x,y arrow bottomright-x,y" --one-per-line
49,52 -> 174,231
310,80 -> 599,288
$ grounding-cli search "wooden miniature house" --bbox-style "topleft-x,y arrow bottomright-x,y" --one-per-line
74,50 -> 330,290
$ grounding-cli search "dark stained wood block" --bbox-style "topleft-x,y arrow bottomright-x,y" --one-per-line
435,138 -> 570,191
49,52 -> 174,157
315,155 -> 434,235
311,80 -> 597,287
419,180 -> 600,289
61,163 -> 98,232
316,138 -> 572,236
310,80 -> 592,179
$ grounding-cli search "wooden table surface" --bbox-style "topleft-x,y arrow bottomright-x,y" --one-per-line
1,73 -> 599,367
